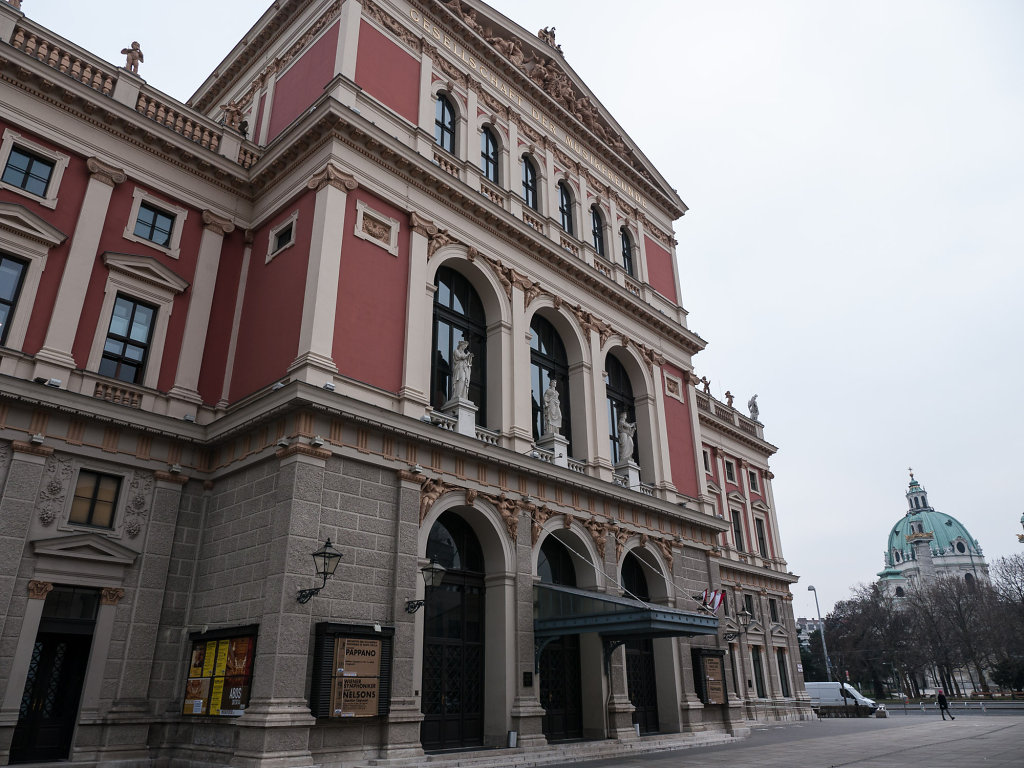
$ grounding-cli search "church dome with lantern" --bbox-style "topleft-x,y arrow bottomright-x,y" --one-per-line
877,471 -> 988,597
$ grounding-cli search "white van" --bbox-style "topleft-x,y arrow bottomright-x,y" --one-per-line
805,682 -> 877,715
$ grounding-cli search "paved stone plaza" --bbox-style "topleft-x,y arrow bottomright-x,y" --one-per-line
544,715 -> 1024,768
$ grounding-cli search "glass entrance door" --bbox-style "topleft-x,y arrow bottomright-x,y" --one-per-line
625,638 -> 659,734
11,633 -> 93,762
420,575 -> 484,750
540,634 -> 583,741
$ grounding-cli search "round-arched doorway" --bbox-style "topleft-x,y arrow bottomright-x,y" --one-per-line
538,536 -> 583,741
622,552 -> 659,734
421,512 -> 485,750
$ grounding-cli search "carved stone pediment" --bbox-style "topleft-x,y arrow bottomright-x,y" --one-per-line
705,479 -> 721,495
726,490 -> 747,504
32,532 -> 138,566
102,251 -> 189,295
0,202 -> 68,246
751,499 -> 771,513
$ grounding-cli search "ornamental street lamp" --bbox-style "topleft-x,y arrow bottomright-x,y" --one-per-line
807,585 -> 833,682
296,538 -> 342,604
405,557 -> 447,613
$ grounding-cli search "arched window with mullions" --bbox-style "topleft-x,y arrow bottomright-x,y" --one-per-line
432,266 -> 487,424
521,156 -> 538,210
590,207 -> 605,257
434,94 -> 456,155
620,227 -> 635,277
558,182 -> 574,235
530,315 -> 573,455
606,354 -> 637,465
480,127 -> 499,184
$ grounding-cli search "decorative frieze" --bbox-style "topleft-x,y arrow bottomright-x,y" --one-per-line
37,454 -> 72,526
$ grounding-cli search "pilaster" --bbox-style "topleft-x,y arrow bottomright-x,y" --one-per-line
169,210 -> 234,414
399,213 -> 436,417
228,450 -> 328,767
0,580 -> 50,764
34,158 -> 125,380
219,229 -> 254,408
288,163 -> 356,384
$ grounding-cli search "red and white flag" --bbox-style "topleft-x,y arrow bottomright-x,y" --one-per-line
700,589 -> 724,613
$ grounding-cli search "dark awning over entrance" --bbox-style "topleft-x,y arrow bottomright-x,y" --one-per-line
534,583 -> 719,641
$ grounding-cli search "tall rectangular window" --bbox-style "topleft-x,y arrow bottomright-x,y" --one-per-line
751,645 -> 766,699
1,146 -> 54,197
98,295 -> 156,384
0,255 -> 27,345
702,450 -> 711,473
133,202 -> 175,248
69,470 -> 120,528
725,460 -> 736,483
743,593 -> 756,618
748,469 -> 759,492
769,598 -> 779,623
755,517 -> 769,558
731,510 -> 744,551
777,648 -> 791,697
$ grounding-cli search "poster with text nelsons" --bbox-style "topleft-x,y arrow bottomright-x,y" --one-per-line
330,637 -> 382,717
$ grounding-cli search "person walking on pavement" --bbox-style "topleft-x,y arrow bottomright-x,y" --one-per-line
937,690 -> 955,720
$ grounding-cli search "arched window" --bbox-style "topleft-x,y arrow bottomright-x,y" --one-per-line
530,315 -> 572,455
590,207 -> 605,256
558,182 -> 574,235
605,354 -> 637,465
538,536 -> 577,586
894,586 -> 905,597
480,127 -> 499,184
964,572 -> 974,585
620,227 -> 635,276
622,551 -> 650,601
521,156 -> 538,211
434,95 -> 456,154
432,266 -> 487,424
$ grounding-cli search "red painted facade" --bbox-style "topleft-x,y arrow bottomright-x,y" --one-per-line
266,22 -> 340,142
662,363 -> 699,497
644,235 -> 677,303
0,122 -> 88,355
354,20 -> 420,124
228,192 -> 317,401
197,231 -> 247,404
332,190 -> 410,393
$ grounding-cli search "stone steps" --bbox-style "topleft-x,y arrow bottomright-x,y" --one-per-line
358,730 -> 741,768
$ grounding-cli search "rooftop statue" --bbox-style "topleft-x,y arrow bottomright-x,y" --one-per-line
120,41 -> 143,74
747,394 -> 759,421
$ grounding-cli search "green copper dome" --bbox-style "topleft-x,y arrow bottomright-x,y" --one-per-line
883,473 -> 983,568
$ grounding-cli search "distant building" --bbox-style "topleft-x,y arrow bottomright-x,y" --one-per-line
795,617 -> 822,649
877,472 -> 989,597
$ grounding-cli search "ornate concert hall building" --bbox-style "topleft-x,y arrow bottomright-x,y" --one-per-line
0,0 -> 809,765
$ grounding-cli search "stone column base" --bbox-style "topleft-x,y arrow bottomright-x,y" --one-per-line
510,695 -> 548,748
607,693 -> 638,740
229,698 -> 316,768
379,697 -> 425,759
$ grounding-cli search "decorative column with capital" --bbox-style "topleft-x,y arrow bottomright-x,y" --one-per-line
288,163 -> 357,386
399,212 -> 436,418
168,210 -> 235,415
35,157 -> 126,381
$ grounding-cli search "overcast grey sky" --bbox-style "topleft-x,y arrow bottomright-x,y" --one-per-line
23,1 -> 1024,618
